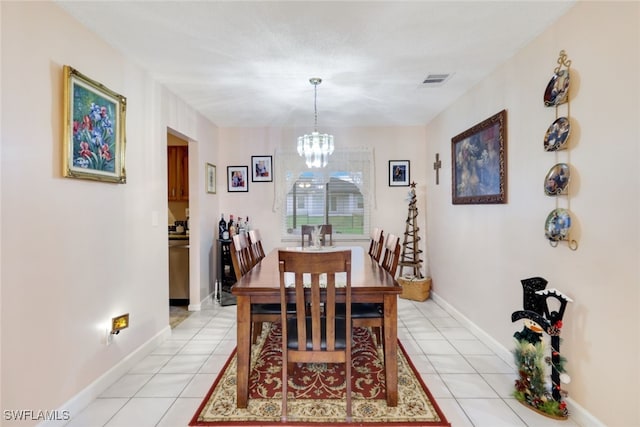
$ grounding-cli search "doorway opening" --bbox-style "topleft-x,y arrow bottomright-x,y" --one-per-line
167,131 -> 191,326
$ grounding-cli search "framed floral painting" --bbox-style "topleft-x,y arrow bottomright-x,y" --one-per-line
62,65 -> 127,183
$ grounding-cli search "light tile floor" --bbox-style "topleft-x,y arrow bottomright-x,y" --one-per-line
65,298 -> 581,427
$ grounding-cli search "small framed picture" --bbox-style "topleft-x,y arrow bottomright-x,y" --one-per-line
251,155 -> 273,182
206,163 -> 216,194
389,160 -> 410,187
227,166 -> 249,192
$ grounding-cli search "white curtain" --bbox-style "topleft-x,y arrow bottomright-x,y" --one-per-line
273,147 -> 376,212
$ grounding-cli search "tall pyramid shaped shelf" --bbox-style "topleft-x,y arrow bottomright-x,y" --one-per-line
397,182 -> 432,301
399,182 -> 423,278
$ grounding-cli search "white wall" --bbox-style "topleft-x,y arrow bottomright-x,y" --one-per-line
424,2 -> 639,426
217,125 -> 429,272
0,2 -> 218,425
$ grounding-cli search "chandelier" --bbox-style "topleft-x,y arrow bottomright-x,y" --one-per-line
297,77 -> 334,168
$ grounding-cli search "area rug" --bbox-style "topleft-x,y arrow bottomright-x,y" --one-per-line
190,324 -> 450,426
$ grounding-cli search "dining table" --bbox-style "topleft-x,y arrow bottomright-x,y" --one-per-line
231,245 -> 402,408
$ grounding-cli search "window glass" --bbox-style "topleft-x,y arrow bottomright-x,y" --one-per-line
275,148 -> 374,241
285,172 -> 365,236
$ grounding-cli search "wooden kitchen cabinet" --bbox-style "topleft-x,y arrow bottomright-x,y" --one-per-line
167,146 -> 189,201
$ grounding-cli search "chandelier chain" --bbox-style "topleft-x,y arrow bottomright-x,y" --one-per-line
314,83 -> 318,132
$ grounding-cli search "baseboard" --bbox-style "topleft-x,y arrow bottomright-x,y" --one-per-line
38,325 -> 172,427
431,291 -> 605,427
430,292 -> 515,368
188,289 -> 217,311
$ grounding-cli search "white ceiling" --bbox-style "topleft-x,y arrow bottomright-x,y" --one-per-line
56,1 -> 575,128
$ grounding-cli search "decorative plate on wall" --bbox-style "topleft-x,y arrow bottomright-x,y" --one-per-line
544,163 -> 570,196
543,117 -> 570,151
545,208 -> 572,242
543,69 -> 570,107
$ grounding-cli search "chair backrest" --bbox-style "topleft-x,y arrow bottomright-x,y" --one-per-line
247,229 -> 266,262
278,248 -> 352,419
380,233 -> 400,277
367,228 -> 384,262
301,224 -> 333,247
230,233 -> 253,280
278,249 -> 351,353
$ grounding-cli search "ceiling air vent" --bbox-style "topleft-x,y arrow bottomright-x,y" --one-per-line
422,73 -> 452,86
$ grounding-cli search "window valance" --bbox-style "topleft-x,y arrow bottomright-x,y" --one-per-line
272,147 -> 376,212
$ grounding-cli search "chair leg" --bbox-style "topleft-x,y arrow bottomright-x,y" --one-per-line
281,357 -> 288,422
372,326 -> 382,346
345,362 -> 352,421
251,321 -> 263,344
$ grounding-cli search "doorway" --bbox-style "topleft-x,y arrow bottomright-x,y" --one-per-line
167,131 -> 190,326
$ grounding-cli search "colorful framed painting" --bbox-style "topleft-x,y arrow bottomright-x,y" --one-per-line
206,163 -> 216,194
389,160 -> 410,187
251,155 -> 273,182
62,65 -> 127,183
451,110 -> 507,204
227,166 -> 249,192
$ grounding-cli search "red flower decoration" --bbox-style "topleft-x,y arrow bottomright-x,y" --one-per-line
79,141 -> 91,158
100,144 -> 112,161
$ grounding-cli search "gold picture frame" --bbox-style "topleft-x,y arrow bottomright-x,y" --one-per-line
451,110 -> 507,204
206,163 -> 216,194
62,65 -> 127,183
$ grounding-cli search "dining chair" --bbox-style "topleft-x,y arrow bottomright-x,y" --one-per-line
247,229 -> 266,262
351,234 -> 400,349
231,233 -> 283,343
349,227 -> 386,347
230,233 -> 254,278
353,229 -> 401,346
300,224 -> 333,247
381,233 -> 401,277
278,249 -> 352,422
367,228 -> 384,262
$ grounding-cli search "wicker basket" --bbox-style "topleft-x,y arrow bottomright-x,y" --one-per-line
397,276 -> 432,301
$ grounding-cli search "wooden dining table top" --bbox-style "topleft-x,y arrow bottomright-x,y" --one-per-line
232,245 -> 401,296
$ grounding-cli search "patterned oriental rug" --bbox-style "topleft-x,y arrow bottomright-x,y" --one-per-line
190,324 -> 450,426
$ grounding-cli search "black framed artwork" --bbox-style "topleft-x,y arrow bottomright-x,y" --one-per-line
251,155 -> 273,182
389,160 -> 410,187
227,165 -> 249,192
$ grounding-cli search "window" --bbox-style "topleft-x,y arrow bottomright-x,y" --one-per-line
274,148 -> 374,241
285,172 -> 365,236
